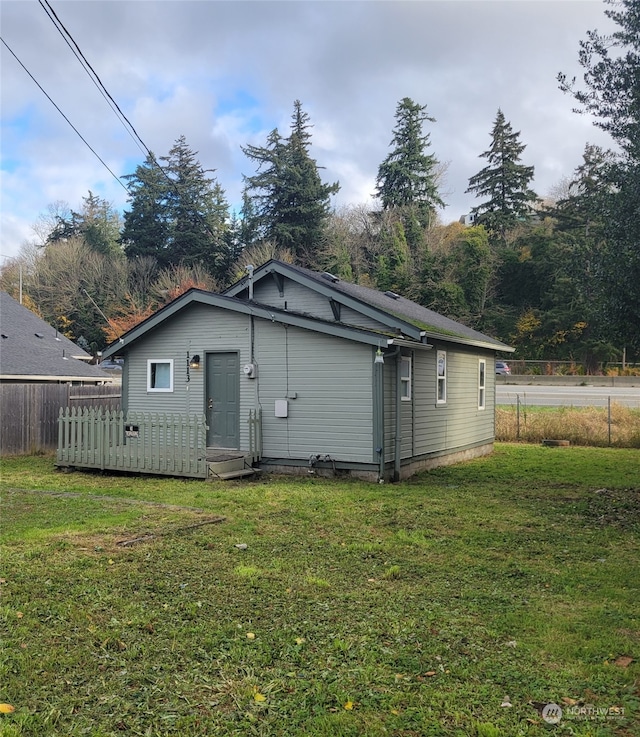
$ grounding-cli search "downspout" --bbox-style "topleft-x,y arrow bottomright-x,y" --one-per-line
394,349 -> 402,483
373,348 -> 385,482
381,346 -> 401,483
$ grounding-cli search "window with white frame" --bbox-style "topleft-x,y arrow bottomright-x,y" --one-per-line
478,359 -> 486,410
147,359 -> 174,392
436,350 -> 447,404
400,355 -> 412,400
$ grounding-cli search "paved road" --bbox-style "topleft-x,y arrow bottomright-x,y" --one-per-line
496,384 -> 640,409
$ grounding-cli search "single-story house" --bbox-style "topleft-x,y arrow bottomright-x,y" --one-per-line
72,260 -> 513,481
0,291 -> 112,385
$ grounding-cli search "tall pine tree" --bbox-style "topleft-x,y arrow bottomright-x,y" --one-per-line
122,154 -> 172,265
122,137 -> 230,280
375,97 -> 444,232
466,109 -> 538,243
559,0 -> 640,355
242,100 -> 339,268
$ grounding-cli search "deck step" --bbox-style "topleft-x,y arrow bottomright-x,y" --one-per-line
211,468 -> 257,480
207,452 -> 256,480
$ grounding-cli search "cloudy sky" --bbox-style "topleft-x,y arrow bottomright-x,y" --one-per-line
1,0 -> 616,262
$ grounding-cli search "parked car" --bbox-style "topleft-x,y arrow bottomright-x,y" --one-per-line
495,361 -> 511,375
99,359 -> 123,371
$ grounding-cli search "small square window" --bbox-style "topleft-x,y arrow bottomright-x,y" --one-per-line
436,351 -> 446,404
148,359 -> 173,392
400,356 -> 412,401
478,359 -> 486,410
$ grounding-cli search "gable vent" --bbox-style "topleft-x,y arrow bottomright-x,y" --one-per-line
384,291 -> 401,300
321,272 -> 340,283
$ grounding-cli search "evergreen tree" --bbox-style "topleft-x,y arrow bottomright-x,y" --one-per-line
466,109 -> 539,242
122,153 -> 172,266
47,191 -> 122,257
375,97 -> 445,232
242,100 -> 339,267
559,0 -> 640,354
162,136 -> 230,271
122,138 -> 230,279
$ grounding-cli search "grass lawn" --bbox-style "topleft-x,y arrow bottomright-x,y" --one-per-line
1,444 -> 638,736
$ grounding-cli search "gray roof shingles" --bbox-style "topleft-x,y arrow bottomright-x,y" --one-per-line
229,260 -> 512,351
0,291 -> 111,380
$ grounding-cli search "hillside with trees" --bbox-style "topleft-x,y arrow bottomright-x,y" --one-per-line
2,5 -> 639,371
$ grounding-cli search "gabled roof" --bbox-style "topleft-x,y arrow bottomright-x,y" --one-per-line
0,292 -> 112,382
224,260 -> 514,352
102,289 -> 414,359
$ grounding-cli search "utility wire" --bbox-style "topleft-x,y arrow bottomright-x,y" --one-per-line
38,0 -> 149,159
0,36 -> 128,192
38,0 -> 220,236
37,0 -> 176,193
8,3 -> 217,239
36,0 -> 217,239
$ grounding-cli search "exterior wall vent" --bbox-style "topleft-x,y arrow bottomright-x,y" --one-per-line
321,272 -> 340,283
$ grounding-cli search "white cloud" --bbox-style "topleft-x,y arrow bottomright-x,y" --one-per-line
0,0 -> 618,259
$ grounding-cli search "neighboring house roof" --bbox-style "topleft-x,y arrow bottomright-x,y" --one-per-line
0,291 -> 112,382
224,260 -> 514,352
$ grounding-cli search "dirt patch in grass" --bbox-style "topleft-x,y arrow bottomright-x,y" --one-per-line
584,487 -> 640,529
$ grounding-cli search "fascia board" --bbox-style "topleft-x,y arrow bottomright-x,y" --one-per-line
103,289 -> 395,357
421,331 -> 516,352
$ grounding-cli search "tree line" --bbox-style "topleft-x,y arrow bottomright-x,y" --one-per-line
1,0 -> 638,368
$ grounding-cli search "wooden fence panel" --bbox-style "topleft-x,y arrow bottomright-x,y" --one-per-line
56,409 -> 208,478
0,383 -> 121,456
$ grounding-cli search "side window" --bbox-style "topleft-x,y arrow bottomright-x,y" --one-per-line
478,359 -> 486,410
147,359 -> 174,392
436,350 -> 447,404
400,356 -> 412,401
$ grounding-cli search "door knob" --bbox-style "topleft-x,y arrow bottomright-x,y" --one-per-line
207,398 -> 213,409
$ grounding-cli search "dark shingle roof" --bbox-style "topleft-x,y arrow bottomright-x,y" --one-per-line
227,260 -> 513,352
0,292 -> 111,381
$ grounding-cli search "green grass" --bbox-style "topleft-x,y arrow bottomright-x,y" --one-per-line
1,445 -> 639,736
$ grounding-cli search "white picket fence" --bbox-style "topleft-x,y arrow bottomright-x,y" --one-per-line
57,407 -> 209,478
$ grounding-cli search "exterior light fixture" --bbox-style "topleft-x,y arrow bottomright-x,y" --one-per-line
189,354 -> 201,369
374,348 -> 384,365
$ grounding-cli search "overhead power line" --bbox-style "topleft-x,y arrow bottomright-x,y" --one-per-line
38,0 -> 149,160
0,36 -> 128,192
6,3 -> 218,240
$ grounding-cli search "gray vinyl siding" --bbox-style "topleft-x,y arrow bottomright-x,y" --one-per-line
413,344 -> 495,455
337,305 -> 391,332
382,352 -> 416,463
252,278 -> 390,332
252,278 -> 335,320
383,345 -> 495,462
124,304 -> 253,446
383,358 -> 395,463
255,321 -> 374,462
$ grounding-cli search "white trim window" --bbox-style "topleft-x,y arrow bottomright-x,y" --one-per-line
436,350 -> 447,404
147,359 -> 174,392
478,359 -> 486,410
400,355 -> 412,401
